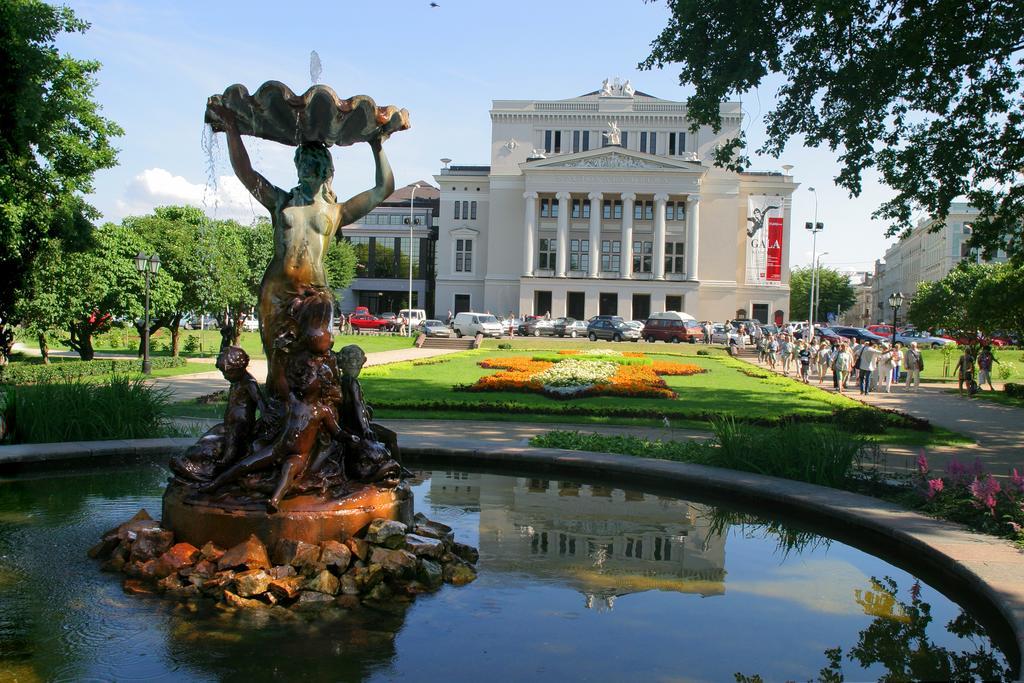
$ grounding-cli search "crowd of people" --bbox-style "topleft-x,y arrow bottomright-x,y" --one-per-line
749,328 -> 1002,397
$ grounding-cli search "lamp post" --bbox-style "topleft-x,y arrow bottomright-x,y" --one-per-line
407,183 -> 422,337
134,251 -> 161,374
805,187 -> 822,327
814,252 -> 829,325
887,291 -> 904,345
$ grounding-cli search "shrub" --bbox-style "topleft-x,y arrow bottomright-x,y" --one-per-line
1005,383 -> 1024,399
183,335 -> 201,354
497,343 -> 512,350
6,376 -> 172,443
0,356 -> 187,385
696,349 -> 710,356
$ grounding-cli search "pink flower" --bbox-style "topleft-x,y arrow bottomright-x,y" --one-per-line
946,457 -> 970,485
926,478 -> 944,499
971,457 -> 986,478
915,451 -> 929,476
1012,469 -> 1024,494
970,476 -> 1002,515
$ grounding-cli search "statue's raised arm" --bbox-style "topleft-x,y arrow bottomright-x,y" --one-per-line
341,138 -> 394,226
207,101 -> 286,211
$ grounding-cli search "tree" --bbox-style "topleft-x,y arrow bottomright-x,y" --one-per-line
906,261 -> 995,338
641,0 -> 1024,261
963,261 -> 1024,340
16,226 -> 180,360
788,266 -> 855,322
0,1 -> 122,358
324,238 -> 357,291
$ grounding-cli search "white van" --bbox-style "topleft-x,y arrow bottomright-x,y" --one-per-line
398,309 -> 427,326
453,312 -> 504,338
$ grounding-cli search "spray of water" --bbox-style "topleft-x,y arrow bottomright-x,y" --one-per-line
200,123 -> 220,217
310,50 -> 323,85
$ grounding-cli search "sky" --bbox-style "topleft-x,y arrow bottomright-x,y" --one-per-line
59,0 -> 915,273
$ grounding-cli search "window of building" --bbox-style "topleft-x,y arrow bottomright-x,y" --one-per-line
601,240 -> 621,273
453,294 -> 471,314
613,200 -> 622,219
621,131 -> 628,148
634,202 -> 643,220
544,130 -> 551,153
572,130 -> 580,153
632,240 -> 653,273
544,130 -> 561,153
582,201 -> 591,219
666,203 -> 674,221
386,215 -> 399,225
461,201 -> 469,220
644,202 -> 654,220
539,238 -> 557,270
640,132 -> 647,153
571,199 -> 581,219
665,242 -> 685,274
602,200 -> 612,219
551,199 -> 559,218
666,295 -> 683,311
668,131 -> 687,155
363,214 -> 377,225
569,239 -> 590,272
455,238 -> 472,273
639,132 -> 658,153
398,237 -> 420,278
374,237 -> 398,278
347,236 -> 371,278
454,202 -> 461,220
582,130 -> 590,152
675,202 -> 686,220
470,201 -> 477,220
540,198 -> 550,218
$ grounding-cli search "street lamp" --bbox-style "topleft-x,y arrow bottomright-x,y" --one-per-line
134,251 -> 161,374
814,252 -> 829,325
407,183 -> 423,336
805,187 -> 823,326
887,291 -> 904,345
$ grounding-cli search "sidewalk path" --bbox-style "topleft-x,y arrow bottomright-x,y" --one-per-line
739,352 -> 1024,476
156,346 -> 462,402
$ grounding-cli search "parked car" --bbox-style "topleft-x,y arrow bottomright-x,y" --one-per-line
812,326 -> 850,345
587,319 -> 641,342
866,324 -> 901,337
895,329 -> 955,348
349,313 -> 390,331
525,318 -> 557,337
625,320 -> 645,332
830,326 -> 888,344
242,316 -> 259,332
419,319 -> 451,338
554,318 -> 589,338
398,309 -> 427,328
453,312 -> 504,338
710,323 -> 749,345
353,306 -> 371,317
642,311 -> 701,344
517,315 -> 543,336
588,315 -> 625,325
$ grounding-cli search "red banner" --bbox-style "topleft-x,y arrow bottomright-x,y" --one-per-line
766,217 -> 783,282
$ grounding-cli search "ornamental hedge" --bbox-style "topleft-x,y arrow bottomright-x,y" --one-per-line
1005,383 -> 1024,399
0,356 -> 187,385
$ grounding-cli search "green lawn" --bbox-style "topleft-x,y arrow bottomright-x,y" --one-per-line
40,329 -> 416,359
169,346 -> 967,448
918,348 -> 1024,382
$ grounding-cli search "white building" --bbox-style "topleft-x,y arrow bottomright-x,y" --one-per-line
434,79 -> 797,324
869,203 -> 1005,324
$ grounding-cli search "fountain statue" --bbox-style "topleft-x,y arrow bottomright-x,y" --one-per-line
164,81 -> 412,547
88,80 -> 478,613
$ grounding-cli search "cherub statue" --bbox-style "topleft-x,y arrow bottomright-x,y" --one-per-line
336,345 -> 401,485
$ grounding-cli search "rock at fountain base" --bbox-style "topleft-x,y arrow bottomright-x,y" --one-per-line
161,480 -> 413,550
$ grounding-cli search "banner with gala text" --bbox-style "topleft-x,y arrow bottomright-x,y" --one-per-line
746,195 -> 785,284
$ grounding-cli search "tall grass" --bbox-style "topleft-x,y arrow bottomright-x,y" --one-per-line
6,376 -> 172,443
702,417 -> 866,487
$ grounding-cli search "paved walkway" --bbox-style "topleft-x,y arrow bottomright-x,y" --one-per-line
739,352 -> 1024,477
155,346 -> 463,402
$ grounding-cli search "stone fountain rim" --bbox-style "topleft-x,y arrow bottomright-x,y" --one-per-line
1,436 -> 1021,675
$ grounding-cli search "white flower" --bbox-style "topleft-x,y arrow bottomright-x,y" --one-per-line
533,359 -> 617,387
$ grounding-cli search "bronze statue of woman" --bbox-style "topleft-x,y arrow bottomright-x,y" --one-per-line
209,103 -> 394,399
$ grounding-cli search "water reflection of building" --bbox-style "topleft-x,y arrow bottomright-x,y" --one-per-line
428,471 -> 726,606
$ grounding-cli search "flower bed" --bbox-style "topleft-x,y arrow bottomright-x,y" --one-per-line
462,353 -> 706,399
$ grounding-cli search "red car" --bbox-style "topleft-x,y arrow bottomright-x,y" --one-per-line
348,313 -> 390,331
867,324 -> 899,337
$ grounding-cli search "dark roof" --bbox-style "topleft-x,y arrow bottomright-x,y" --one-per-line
448,165 -> 490,172
384,182 -> 439,202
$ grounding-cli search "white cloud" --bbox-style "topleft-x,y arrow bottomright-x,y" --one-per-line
114,167 -> 266,223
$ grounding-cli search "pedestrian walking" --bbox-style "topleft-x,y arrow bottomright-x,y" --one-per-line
904,342 -> 924,390
977,344 -> 999,391
857,341 -> 879,395
780,336 -> 793,376
797,341 -> 811,383
954,348 -> 977,396
768,335 -> 779,369
835,343 -> 852,394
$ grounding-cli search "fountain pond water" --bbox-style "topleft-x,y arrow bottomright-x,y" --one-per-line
0,460 -> 1013,681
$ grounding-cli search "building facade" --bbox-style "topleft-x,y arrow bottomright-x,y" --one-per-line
837,271 -> 873,327
869,203 -> 1005,324
434,79 -> 797,324
339,182 -> 439,316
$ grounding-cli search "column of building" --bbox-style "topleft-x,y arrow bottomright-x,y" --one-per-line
523,191 -> 537,277
556,191 -> 570,277
620,192 -> 635,278
587,192 -> 601,278
653,193 -> 668,280
685,195 -> 700,280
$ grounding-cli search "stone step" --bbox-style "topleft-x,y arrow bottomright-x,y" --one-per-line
420,337 -> 475,350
